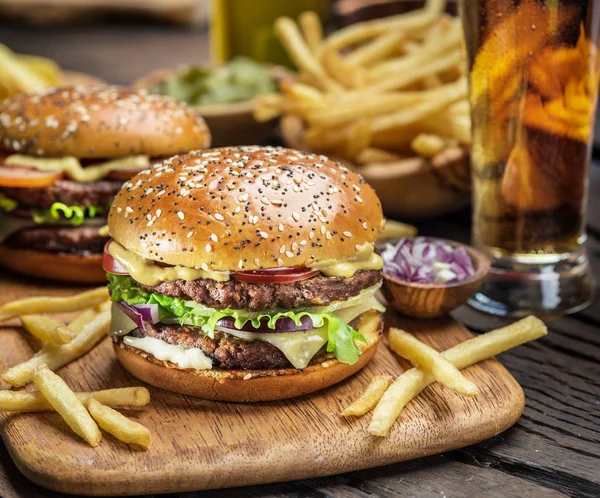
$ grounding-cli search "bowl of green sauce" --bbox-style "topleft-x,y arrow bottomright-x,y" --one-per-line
135,57 -> 282,147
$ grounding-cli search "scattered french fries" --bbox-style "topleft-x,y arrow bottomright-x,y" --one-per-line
0,287 -> 108,323
87,399 -> 151,449
2,303 -> 111,388
0,387 -> 150,412
376,219 -> 418,242
367,316 -> 547,437
256,0 -> 469,164
342,376 -> 394,417
33,364 -> 102,447
21,315 -> 76,346
388,328 -> 480,396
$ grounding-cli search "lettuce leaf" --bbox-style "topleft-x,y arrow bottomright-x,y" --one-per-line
0,194 -> 107,227
107,274 -> 367,365
0,193 -> 17,212
32,202 -> 106,226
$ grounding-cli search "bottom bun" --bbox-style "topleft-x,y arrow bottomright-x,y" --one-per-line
0,245 -> 105,284
115,310 -> 383,402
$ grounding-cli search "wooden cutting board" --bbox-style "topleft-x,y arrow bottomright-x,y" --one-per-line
0,273 -> 524,496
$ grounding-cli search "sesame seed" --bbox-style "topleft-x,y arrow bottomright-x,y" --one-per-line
292,212 -> 300,222
260,231 -> 269,239
210,234 -> 218,242
205,244 -> 212,252
177,211 -> 185,220
321,362 -> 329,368
243,373 -> 252,380
214,213 -> 224,221
278,224 -> 284,232
261,197 -> 270,205
320,226 -> 326,235
326,231 -> 332,240
343,231 -> 353,237
286,251 -> 294,258
187,231 -> 193,238
280,245 -> 286,254
362,222 -> 368,230
355,195 -> 363,203
254,258 -> 260,265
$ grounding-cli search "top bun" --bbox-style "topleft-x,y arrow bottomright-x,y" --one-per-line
108,146 -> 384,272
0,86 -> 211,158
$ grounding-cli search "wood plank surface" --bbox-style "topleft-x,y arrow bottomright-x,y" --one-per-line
0,274 -> 525,495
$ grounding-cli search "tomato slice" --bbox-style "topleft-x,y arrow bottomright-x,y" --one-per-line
103,240 -> 129,275
233,267 -> 319,283
0,165 -> 63,188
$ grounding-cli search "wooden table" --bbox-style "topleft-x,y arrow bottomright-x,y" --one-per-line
1,20 -> 599,498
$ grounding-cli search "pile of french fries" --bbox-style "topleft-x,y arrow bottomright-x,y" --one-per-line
254,0 -> 470,165
342,315 -> 548,437
0,289 -> 151,449
0,44 -> 62,101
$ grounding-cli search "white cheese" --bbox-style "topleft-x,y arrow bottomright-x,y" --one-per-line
123,336 -> 213,370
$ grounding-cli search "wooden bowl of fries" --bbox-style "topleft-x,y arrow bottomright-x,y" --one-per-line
256,0 -> 472,219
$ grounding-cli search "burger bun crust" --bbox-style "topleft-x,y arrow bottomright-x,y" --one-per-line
0,86 -> 211,158
114,310 -> 383,402
0,246 -> 106,283
109,146 -> 384,272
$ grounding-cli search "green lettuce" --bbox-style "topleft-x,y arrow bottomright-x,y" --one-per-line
32,202 -> 106,226
0,193 -> 17,212
107,274 -> 366,365
0,193 -> 106,227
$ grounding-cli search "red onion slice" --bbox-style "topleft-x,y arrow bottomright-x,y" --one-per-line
115,301 -> 160,332
216,315 -> 314,334
380,237 -> 475,284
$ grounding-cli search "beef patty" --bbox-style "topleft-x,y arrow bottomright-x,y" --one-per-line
6,225 -> 107,254
1,179 -> 121,209
138,270 -> 382,311
120,322 -> 319,370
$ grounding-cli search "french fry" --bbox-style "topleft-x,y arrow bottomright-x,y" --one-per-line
342,376 -> 394,417
320,0 -> 444,53
356,147 -> 404,165
298,11 -> 323,54
87,399 -> 151,449
2,305 -> 111,388
0,44 -> 49,93
369,316 -> 548,437
388,328 -> 480,396
411,133 -> 447,158
21,315 -> 76,346
371,79 -> 467,133
274,17 -> 342,93
322,48 -> 363,89
0,287 -> 109,323
345,31 -> 406,67
345,119 -> 372,160
376,219 -> 418,242
33,364 -> 102,447
0,387 -> 150,412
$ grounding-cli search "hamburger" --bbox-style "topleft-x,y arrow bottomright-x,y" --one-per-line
105,146 -> 385,401
0,86 -> 211,283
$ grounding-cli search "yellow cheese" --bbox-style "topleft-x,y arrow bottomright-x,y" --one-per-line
223,327 -> 329,369
309,242 -> 383,277
5,154 -> 150,183
108,241 -> 230,285
123,336 -> 213,370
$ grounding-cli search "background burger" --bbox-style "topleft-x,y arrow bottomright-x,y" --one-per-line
104,146 -> 385,401
0,86 -> 211,283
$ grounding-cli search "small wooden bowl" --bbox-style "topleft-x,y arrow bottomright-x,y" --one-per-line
280,114 -> 471,220
134,67 -> 279,147
381,239 -> 490,318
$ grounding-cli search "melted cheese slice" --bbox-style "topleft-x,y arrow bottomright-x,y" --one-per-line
309,243 -> 383,277
5,154 -> 150,183
123,336 -> 213,370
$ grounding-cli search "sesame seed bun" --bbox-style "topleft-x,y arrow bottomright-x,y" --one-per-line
0,86 -> 211,158
114,310 -> 382,402
0,246 -> 106,283
108,146 -> 384,272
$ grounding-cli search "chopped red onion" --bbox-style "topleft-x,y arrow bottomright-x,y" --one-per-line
380,237 -> 475,284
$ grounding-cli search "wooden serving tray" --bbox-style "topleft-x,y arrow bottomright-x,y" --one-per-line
0,273 -> 524,496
